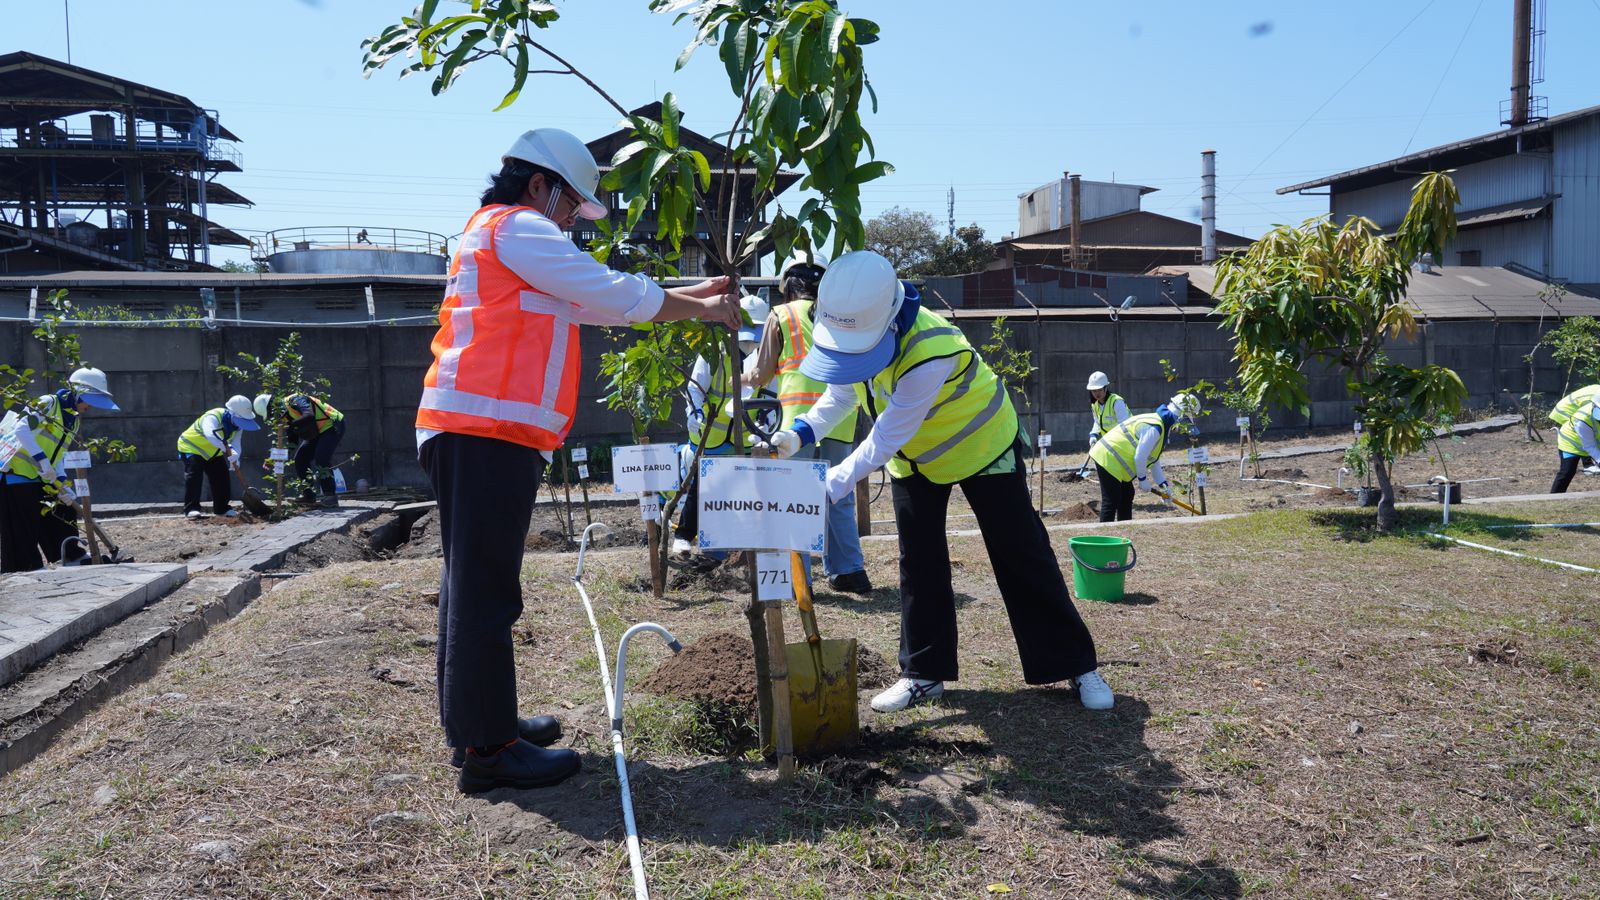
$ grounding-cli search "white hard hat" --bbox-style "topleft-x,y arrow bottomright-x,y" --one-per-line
225,394 -> 259,431
779,247 -> 829,280
1168,392 -> 1200,419
1086,371 -> 1110,391
503,128 -> 607,221
253,393 -> 274,420
738,294 -> 770,343
68,366 -> 119,410
810,251 -> 904,354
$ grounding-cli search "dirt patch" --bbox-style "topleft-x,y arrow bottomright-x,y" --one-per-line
1057,501 -> 1099,522
641,631 -> 757,711
1257,466 -> 1308,480
526,528 -> 574,552
393,510 -> 443,559
856,644 -> 896,690
91,513 -> 268,564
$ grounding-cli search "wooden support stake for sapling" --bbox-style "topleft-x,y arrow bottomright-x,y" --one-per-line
69,462 -> 100,563
558,452 -> 576,542
639,436 -> 664,598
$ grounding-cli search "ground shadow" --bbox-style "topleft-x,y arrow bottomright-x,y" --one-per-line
812,586 -> 977,615
1101,591 -> 1160,606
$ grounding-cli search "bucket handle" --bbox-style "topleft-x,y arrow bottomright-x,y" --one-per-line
1069,541 -> 1137,575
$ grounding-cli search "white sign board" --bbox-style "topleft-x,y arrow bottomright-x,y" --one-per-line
62,450 -> 91,469
1235,416 -> 1250,428
1187,446 -> 1210,463
697,456 -> 827,553
755,551 -> 794,602
571,446 -> 588,463
1353,421 -> 1363,434
272,461 -> 286,475
1037,433 -> 1053,448
269,447 -> 290,462
73,478 -> 90,497
577,464 -> 590,480
638,493 -> 661,522
612,444 -> 681,493
1195,472 -> 1208,488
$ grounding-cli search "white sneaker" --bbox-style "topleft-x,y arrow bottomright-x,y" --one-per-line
670,537 -> 692,558
1076,670 -> 1114,710
870,678 -> 944,713
185,510 -> 205,520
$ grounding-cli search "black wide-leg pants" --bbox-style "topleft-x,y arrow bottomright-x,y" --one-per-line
421,432 -> 544,749
889,445 -> 1098,685
1096,462 -> 1135,522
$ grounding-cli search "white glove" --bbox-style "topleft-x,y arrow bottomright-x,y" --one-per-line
55,481 -> 77,504
759,430 -> 801,459
1156,481 -> 1171,498
37,461 -> 58,483
226,448 -> 240,470
1088,434 -> 1099,446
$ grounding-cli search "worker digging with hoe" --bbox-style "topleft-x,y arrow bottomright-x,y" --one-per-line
0,368 -> 119,572
1087,393 -> 1198,521
1548,383 -> 1600,493
739,249 -> 873,594
177,395 -> 258,520
253,391 -> 346,507
418,127 -> 740,794
1084,370 -> 1132,523
760,250 -> 1115,713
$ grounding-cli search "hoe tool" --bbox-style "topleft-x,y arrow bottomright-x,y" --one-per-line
1153,487 -> 1203,516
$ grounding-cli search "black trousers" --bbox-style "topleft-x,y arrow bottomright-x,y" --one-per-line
181,453 -> 232,515
890,445 -> 1098,684
1551,454 -> 1594,494
1096,462 -> 1135,522
293,419 -> 346,498
0,480 -> 79,573
421,432 -> 544,749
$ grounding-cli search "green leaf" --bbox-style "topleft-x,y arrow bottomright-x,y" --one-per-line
662,92 -> 681,148
825,8 -> 846,56
687,149 -> 711,191
610,140 -> 650,167
849,160 -> 894,184
492,42 -> 530,111
847,17 -> 880,45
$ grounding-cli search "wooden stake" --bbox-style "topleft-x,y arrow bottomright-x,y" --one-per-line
70,465 -> 100,563
854,475 -> 871,537
640,436 -> 664,598
763,600 -> 796,780
559,452 -> 575,541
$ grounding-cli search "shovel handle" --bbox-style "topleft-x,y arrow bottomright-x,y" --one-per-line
790,552 -> 822,646
1154,488 -> 1202,516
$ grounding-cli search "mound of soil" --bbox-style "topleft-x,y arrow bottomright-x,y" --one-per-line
855,645 -> 896,690
1058,501 -> 1099,522
526,528 -> 574,552
640,631 -> 897,711
1257,466 -> 1308,480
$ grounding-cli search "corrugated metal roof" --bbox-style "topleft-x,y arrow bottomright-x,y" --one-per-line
1456,199 -> 1551,228
1278,103 -> 1600,194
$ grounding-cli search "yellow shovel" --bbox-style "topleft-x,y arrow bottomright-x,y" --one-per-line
784,552 -> 860,755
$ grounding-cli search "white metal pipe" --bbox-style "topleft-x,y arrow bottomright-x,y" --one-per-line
1482,521 -> 1600,530
1200,149 -> 1217,264
1429,532 -> 1599,574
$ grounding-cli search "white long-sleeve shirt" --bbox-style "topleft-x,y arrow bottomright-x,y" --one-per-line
416,209 -> 668,450
1088,397 -> 1130,442
1,395 -> 70,478
1574,414 -> 1600,460
686,352 -> 771,441
798,357 -> 959,502
1132,420 -> 1167,487
198,412 -> 234,454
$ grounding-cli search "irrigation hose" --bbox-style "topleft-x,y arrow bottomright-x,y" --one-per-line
1427,532 -> 1599,574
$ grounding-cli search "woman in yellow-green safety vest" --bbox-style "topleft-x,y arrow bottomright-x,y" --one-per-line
177,395 -> 260,519
739,250 -> 871,594
762,250 -> 1114,715
1084,370 -> 1132,522
1549,384 -> 1600,493
0,368 -> 119,572
1087,393 -> 1199,522
254,392 -> 346,506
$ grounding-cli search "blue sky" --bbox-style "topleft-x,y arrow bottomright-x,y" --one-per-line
12,0 -> 1600,267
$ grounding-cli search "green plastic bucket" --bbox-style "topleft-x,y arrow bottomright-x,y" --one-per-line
1068,535 -> 1136,602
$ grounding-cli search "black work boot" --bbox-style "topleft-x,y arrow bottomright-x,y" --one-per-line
450,716 -> 562,768
827,571 -> 873,594
458,738 -> 580,793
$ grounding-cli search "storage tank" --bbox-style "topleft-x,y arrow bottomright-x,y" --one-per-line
255,227 -> 449,275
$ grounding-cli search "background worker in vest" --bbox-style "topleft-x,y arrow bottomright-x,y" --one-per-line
254,392 -> 346,507
177,395 -> 259,519
0,368 -> 119,573
1088,393 -> 1199,520
1549,384 -> 1600,493
760,251 -> 1114,713
418,127 -> 740,794
670,294 -> 774,558
1084,370 -> 1132,523
741,249 -> 871,594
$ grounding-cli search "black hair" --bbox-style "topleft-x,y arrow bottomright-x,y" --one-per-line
479,159 -> 565,207
780,263 -> 825,302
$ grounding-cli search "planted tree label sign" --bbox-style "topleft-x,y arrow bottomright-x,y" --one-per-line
63,450 -> 91,469
639,493 -> 661,522
1196,472 -> 1208,488
577,464 -> 590,480
1038,433 -> 1052,448
755,552 -> 793,602
273,462 -> 286,475
269,448 -> 290,462
1236,416 -> 1251,428
611,444 -> 680,493
1188,447 -> 1210,463
74,478 -> 90,497
697,457 -> 827,553
572,447 -> 588,463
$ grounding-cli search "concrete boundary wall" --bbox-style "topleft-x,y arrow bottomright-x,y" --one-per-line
0,314 -> 1575,502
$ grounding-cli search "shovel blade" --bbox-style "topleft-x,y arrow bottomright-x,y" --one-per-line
242,489 -> 273,518
785,637 -> 859,756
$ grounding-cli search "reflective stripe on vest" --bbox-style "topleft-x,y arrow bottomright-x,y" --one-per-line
1092,392 -> 1125,435
1557,403 -> 1599,456
1088,412 -> 1165,482
856,307 -> 1018,484
177,408 -> 232,459
415,205 -> 582,451
0,395 -> 75,481
289,394 -> 344,433
1550,385 -> 1600,425
774,301 -> 859,440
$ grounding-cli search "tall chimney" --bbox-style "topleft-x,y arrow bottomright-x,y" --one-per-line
1510,0 -> 1532,126
1201,149 -> 1217,264
1068,173 -> 1082,269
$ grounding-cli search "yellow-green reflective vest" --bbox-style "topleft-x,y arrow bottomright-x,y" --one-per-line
289,394 -> 343,433
1557,400 -> 1599,456
1,394 -> 76,481
1091,392 -> 1126,436
1088,412 -> 1167,483
774,301 -> 859,441
177,408 -> 234,459
1550,385 -> 1600,425
855,308 -> 1018,484
697,355 -> 738,452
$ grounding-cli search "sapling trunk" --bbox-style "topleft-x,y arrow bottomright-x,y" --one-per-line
1371,451 -> 1399,532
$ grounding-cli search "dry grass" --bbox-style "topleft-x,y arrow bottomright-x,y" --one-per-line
3,498 -> 1599,898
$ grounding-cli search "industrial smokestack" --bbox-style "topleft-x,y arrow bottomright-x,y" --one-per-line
1510,0 -> 1532,126
1068,173 -> 1082,269
1201,149 -> 1217,264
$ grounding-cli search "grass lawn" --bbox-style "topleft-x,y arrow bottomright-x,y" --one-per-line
2,499 -> 1598,898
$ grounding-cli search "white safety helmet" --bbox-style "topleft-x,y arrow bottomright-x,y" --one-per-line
1168,392 -> 1200,420
68,366 -> 119,411
811,251 -> 904,354
503,127 -> 607,220
738,294 -> 770,344
226,394 -> 257,421
778,247 -> 830,280
253,393 -> 274,421
1086,371 -> 1111,391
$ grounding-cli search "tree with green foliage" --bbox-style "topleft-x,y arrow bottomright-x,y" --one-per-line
865,206 -> 939,275
918,223 -> 996,277
1214,172 -> 1468,531
217,333 -> 342,518
1544,315 -> 1600,394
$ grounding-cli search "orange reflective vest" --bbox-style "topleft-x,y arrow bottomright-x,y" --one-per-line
416,205 -> 582,451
